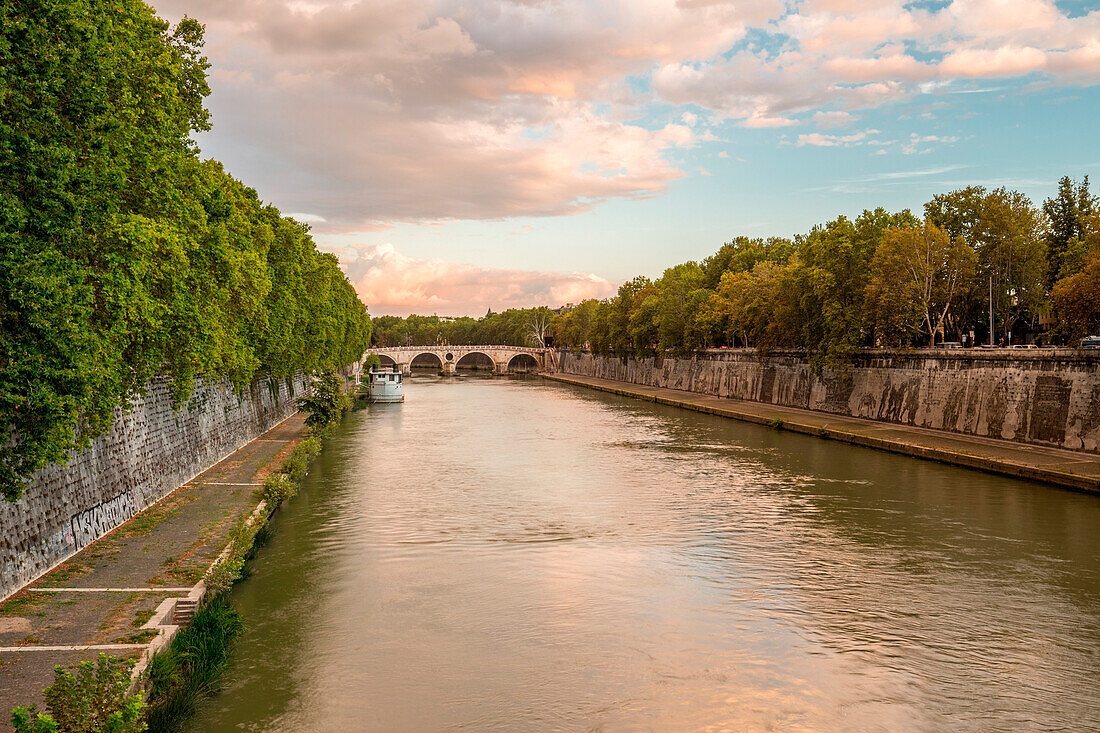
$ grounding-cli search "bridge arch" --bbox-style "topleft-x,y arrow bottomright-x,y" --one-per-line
375,354 -> 397,368
409,352 -> 444,369
455,351 -> 495,371
507,353 -> 540,372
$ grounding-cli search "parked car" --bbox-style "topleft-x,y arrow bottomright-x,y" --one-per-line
1080,336 -> 1100,349
941,341 -> 963,349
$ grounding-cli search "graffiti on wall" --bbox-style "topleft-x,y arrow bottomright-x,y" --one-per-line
70,491 -> 136,549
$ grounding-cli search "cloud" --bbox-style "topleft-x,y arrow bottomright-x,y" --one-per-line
812,110 -> 859,128
149,0 -> 1100,234
939,46 -> 1048,77
797,130 -> 870,146
152,0 -> 777,232
340,244 -> 616,316
651,1 -> 1100,129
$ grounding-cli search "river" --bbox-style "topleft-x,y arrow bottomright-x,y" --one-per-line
187,375 -> 1100,732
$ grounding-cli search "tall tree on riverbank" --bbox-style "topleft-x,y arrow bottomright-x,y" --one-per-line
866,222 -> 976,347
1051,220 -> 1100,341
1043,176 -> 1097,286
926,186 -> 1046,342
789,209 -> 918,366
0,1 -> 371,500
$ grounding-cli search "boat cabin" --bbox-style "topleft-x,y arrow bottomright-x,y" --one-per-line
367,368 -> 404,403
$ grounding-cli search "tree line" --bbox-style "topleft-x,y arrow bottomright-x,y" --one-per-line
372,308 -> 555,348
0,1 -> 372,499
374,177 -> 1099,367
552,177 -> 1100,363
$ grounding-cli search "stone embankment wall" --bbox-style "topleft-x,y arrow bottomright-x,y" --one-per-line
558,349 -> 1100,454
1,374 -> 308,600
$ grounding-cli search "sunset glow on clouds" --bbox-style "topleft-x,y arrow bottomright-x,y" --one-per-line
340,244 -> 616,316
151,0 -> 1100,314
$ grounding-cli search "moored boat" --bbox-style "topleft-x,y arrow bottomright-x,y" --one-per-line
367,368 -> 404,402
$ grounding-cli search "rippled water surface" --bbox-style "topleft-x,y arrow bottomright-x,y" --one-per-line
189,375 -> 1100,732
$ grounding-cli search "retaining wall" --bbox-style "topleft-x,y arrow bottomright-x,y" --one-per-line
1,374 -> 308,600
557,349 -> 1100,454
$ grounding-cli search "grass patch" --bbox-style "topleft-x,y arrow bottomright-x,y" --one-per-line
0,592 -> 46,616
144,596 -> 243,732
161,552 -> 207,586
768,418 -> 784,429
118,492 -> 199,539
133,608 -> 157,627
114,629 -> 158,644
38,560 -> 90,586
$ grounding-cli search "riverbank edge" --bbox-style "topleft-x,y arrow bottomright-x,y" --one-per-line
543,373 -> 1100,495
133,424 -> 328,701
0,412 -> 316,727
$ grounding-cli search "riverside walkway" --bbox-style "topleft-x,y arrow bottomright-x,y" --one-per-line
0,413 -> 309,717
545,373 -> 1100,494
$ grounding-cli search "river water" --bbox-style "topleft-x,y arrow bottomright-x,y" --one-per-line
188,375 -> 1100,732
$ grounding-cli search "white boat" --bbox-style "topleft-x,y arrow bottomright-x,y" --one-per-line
366,368 -> 404,402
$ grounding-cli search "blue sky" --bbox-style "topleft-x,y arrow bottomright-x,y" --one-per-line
154,0 -> 1100,314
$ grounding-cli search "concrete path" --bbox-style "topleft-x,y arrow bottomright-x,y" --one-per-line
0,413 -> 308,718
545,373 -> 1100,494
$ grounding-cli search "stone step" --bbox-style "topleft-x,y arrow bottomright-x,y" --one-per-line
172,599 -> 198,625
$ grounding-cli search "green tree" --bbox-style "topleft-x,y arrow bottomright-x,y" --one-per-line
0,2 -> 371,500
627,288 -> 660,357
1042,175 -> 1097,286
927,186 -> 1046,344
609,276 -> 652,355
717,261 -> 786,348
652,262 -> 707,355
790,209 -> 917,366
701,236 -> 793,289
298,370 -> 349,435
1051,235 -> 1100,342
976,188 -> 1046,342
866,222 -> 976,347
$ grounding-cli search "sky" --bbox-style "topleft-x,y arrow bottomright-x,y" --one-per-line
149,0 -> 1100,316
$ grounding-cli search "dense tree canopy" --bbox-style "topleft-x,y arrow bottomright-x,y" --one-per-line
375,178 -> 1096,374
371,308 -> 555,348
0,1 -> 370,499
551,177 -> 1099,366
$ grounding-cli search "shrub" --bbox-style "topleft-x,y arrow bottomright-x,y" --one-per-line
260,474 -> 296,508
11,654 -> 147,733
280,452 -> 308,484
204,515 -> 265,594
296,436 -> 322,460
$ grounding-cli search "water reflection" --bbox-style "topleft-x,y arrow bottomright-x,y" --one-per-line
188,376 -> 1100,732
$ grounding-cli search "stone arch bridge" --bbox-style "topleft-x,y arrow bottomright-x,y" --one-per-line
362,345 -> 554,375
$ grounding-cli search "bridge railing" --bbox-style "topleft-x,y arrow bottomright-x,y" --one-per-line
364,345 -> 549,352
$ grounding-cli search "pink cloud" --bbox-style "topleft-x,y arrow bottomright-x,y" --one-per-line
341,244 -> 616,316
825,53 -> 932,83
148,0 -> 1100,234
939,46 -> 1048,77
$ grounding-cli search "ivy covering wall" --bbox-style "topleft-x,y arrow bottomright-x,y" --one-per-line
0,1 -> 371,499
